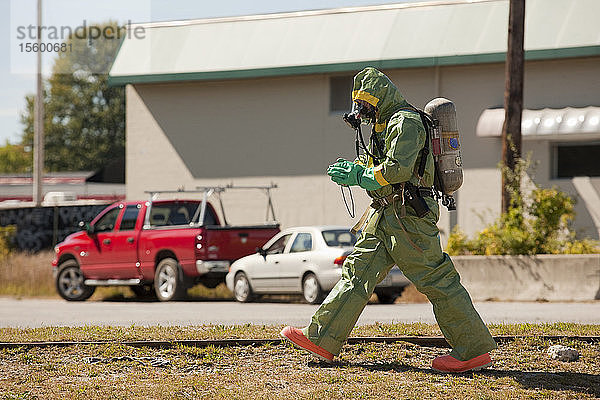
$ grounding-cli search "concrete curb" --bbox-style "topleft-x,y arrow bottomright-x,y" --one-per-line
453,254 -> 600,301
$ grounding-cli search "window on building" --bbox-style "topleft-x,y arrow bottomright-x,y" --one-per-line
554,142 -> 600,178
329,76 -> 353,113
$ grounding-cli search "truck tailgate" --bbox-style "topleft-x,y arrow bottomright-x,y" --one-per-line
201,225 -> 279,261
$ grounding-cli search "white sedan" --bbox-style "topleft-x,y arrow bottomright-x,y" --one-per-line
226,226 -> 410,304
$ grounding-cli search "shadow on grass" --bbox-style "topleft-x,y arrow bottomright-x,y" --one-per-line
480,369 -> 600,398
310,360 -> 600,398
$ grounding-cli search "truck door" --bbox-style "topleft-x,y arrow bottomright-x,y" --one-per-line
80,204 -> 141,280
108,204 -> 143,279
79,205 -> 122,279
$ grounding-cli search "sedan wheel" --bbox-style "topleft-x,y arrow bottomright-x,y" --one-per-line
233,272 -> 254,302
302,273 -> 324,304
55,260 -> 95,301
154,258 -> 185,301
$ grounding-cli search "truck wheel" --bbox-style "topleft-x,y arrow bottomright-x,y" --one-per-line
154,258 -> 186,301
55,260 -> 95,301
302,273 -> 324,304
233,272 -> 254,303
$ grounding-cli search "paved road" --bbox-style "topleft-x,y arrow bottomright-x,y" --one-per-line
1,298 -> 599,328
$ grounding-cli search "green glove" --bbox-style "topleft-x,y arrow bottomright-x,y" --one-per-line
358,166 -> 383,191
327,158 -> 382,191
328,158 -> 361,186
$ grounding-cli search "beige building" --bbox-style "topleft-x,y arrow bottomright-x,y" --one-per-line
109,0 -> 600,243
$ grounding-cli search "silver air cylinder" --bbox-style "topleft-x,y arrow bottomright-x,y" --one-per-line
424,98 -> 463,194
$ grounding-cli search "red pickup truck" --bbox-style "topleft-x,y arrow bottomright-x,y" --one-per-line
52,197 -> 280,301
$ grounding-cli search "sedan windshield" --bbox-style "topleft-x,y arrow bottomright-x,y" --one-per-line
322,230 -> 357,247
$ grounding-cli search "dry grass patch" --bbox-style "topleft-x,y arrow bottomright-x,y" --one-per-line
1,324 -> 599,399
0,251 -> 55,297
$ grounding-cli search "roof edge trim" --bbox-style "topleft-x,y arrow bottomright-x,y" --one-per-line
108,45 -> 600,87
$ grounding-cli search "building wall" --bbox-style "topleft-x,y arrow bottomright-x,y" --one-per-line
126,55 -> 600,243
125,79 -> 374,228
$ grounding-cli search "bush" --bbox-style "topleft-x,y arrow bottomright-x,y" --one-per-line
447,160 -> 599,255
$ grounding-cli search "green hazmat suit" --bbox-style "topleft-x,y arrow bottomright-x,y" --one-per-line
302,67 -> 497,361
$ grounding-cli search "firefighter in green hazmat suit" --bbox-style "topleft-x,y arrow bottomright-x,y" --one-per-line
281,67 -> 497,373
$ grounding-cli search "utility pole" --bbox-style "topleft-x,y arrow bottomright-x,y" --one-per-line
33,0 -> 44,206
501,0 -> 525,213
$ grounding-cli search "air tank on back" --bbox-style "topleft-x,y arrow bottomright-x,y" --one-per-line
424,97 -> 463,194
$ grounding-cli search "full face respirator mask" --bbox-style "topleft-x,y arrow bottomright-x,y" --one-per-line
343,101 -> 376,129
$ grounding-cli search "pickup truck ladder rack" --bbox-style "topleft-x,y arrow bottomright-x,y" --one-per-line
144,184 -> 278,227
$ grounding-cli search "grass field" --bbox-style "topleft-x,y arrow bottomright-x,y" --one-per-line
1,323 -> 599,399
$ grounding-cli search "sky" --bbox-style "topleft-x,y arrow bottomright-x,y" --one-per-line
0,0 -> 422,145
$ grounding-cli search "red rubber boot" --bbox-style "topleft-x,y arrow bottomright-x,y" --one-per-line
432,353 -> 492,373
280,326 -> 334,363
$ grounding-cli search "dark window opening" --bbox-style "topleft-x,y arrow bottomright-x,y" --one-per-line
149,201 -> 216,226
94,207 -> 121,232
329,76 -> 353,113
266,234 -> 292,255
555,143 -> 600,178
119,205 -> 140,231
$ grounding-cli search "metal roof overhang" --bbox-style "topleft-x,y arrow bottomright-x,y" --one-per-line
476,107 -> 600,141
108,0 -> 600,86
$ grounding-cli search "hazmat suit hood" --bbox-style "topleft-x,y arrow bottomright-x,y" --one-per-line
351,67 -> 411,126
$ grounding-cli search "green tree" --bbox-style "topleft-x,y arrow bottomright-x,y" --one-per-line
0,141 -> 31,173
20,21 -> 125,172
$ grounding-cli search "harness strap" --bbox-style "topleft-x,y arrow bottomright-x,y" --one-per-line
350,206 -> 371,235
370,125 -> 386,166
371,184 -> 433,210
416,109 -> 432,181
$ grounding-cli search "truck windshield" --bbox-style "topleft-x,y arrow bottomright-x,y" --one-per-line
149,202 -> 217,226
321,230 -> 357,247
